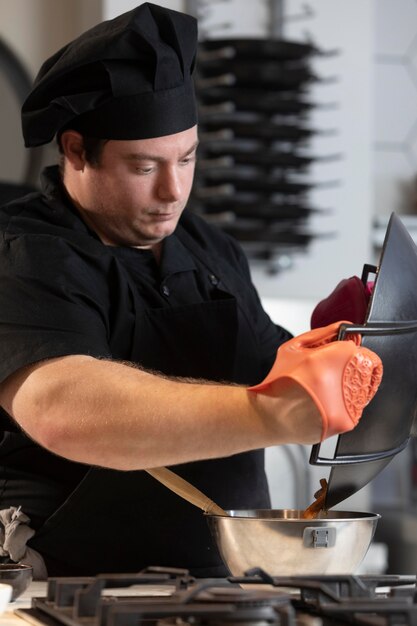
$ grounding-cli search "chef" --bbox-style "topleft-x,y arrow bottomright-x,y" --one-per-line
0,2 -> 381,578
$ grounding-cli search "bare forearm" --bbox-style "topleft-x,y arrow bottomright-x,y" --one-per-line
0,355 -> 306,470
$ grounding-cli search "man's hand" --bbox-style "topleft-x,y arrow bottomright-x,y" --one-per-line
248,322 -> 383,442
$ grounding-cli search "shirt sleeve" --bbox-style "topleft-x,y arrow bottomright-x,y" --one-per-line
0,232 -> 112,383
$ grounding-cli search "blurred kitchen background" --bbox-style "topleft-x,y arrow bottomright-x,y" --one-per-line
1,0 -> 417,575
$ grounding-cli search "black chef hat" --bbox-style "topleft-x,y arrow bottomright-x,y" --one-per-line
21,2 -> 198,147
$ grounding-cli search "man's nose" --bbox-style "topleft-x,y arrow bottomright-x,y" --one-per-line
157,166 -> 182,201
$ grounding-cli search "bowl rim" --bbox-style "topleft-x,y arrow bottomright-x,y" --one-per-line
0,564 -> 33,571
206,509 -> 381,521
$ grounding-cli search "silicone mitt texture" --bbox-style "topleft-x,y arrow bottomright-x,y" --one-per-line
249,322 -> 383,441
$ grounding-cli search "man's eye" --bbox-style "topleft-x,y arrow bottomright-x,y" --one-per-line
180,156 -> 196,166
136,166 -> 154,174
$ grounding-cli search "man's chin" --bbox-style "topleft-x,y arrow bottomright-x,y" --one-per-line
149,221 -> 179,241
132,227 -> 176,248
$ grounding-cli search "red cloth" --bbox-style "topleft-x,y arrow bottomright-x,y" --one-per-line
311,276 -> 371,329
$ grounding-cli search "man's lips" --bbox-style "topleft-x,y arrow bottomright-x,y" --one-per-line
148,211 -> 177,222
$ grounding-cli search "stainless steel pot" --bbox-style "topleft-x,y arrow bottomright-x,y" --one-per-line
207,509 -> 380,576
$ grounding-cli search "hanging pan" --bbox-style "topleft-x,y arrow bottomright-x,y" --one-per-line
190,195 -> 325,221
200,121 -> 320,143
197,172 -> 339,197
196,66 -> 319,92
197,62 -> 317,90
197,171 -> 313,195
199,148 -> 326,170
220,224 -> 332,247
199,38 -> 321,62
198,87 -> 316,116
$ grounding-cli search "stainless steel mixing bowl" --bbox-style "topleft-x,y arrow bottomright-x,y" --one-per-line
207,509 -> 380,576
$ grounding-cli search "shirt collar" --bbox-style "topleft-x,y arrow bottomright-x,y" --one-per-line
41,165 -> 65,200
159,230 -> 197,279
40,165 -> 99,237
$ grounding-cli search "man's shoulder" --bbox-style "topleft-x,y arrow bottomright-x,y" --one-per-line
0,180 -> 88,243
0,188 -> 47,233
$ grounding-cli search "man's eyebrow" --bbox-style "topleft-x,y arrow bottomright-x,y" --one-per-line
124,141 -> 199,162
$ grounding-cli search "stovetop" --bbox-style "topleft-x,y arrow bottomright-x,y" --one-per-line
15,566 -> 417,626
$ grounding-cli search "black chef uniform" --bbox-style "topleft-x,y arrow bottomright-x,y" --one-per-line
0,166 -> 291,576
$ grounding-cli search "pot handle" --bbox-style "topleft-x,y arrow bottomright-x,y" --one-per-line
303,526 -> 337,548
309,438 -> 409,466
338,320 -> 417,339
310,318 -> 417,466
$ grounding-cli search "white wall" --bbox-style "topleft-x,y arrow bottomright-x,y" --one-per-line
373,0 -> 417,221
103,0 -> 184,19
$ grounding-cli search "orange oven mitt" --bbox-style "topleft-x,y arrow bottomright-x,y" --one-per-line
249,322 -> 383,441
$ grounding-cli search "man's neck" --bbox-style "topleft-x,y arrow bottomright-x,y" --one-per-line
136,242 -> 163,264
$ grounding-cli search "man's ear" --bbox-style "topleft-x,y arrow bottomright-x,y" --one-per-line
59,130 -> 86,170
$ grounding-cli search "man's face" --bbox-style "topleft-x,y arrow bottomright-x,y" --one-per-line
72,125 -> 198,248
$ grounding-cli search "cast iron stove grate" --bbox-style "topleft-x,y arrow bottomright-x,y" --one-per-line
15,566 -> 417,626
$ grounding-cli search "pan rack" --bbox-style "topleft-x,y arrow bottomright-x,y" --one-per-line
186,0 -> 338,273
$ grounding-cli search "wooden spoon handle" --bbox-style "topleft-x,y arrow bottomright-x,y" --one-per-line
146,466 -> 228,516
